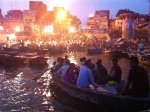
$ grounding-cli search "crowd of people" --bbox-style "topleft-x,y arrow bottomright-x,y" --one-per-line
51,55 -> 149,97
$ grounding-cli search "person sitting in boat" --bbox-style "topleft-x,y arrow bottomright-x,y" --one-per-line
51,57 -> 61,73
80,57 -> 86,66
86,59 -> 95,70
140,48 -> 145,55
62,63 -> 77,84
57,60 -> 70,79
107,58 -> 122,85
116,57 -> 149,97
76,60 -> 97,88
93,61 -> 108,85
94,59 -> 105,70
53,58 -> 64,74
138,40 -> 144,52
82,57 -> 86,65
63,55 -> 69,65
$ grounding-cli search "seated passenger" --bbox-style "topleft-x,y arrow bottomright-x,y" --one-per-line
140,49 -> 145,55
116,57 -> 149,97
107,58 -> 122,85
77,60 -> 97,88
57,60 -> 70,79
62,63 -> 77,84
86,59 -> 95,70
94,61 -> 108,85
53,58 -> 64,74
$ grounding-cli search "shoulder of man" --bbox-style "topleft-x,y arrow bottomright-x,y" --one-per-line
138,66 -> 147,74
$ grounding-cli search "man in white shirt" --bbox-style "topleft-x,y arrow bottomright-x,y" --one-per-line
77,60 -> 97,88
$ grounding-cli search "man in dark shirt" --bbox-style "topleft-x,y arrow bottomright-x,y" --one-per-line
116,57 -> 149,97
108,58 -> 122,83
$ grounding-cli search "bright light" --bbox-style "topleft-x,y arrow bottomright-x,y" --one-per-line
0,26 -> 3,30
15,27 -> 21,32
44,25 -> 53,33
9,34 -> 16,39
58,11 -> 66,18
89,14 -> 94,17
69,27 -> 75,33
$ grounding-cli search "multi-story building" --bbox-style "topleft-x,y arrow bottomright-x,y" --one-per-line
86,10 -> 109,30
29,1 -> 47,11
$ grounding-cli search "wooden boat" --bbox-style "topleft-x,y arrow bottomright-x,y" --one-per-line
51,73 -> 150,112
2,47 -> 19,52
105,50 -> 128,57
3,55 -> 27,66
28,56 -> 49,66
49,48 -> 66,54
87,49 -> 103,54
137,54 -> 150,65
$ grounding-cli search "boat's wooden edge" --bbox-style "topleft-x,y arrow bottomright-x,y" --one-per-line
51,72 -> 150,102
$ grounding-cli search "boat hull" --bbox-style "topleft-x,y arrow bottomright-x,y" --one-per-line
137,54 -> 150,65
52,74 -> 150,112
87,49 -> 103,54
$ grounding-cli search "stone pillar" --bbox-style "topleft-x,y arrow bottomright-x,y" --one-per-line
120,13 -> 138,39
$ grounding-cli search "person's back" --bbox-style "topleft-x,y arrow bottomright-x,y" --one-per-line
62,63 -> 77,84
108,58 -> 122,83
77,60 -> 96,88
128,66 -> 149,97
95,61 -> 108,85
53,58 -> 64,73
57,60 -> 70,78
116,57 -> 149,97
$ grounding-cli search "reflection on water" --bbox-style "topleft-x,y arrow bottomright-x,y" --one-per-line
0,51 -> 149,111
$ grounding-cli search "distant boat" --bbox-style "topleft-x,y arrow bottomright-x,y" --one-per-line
105,50 -> 128,57
87,49 -> 103,54
137,54 -> 150,66
28,56 -> 49,66
51,73 -> 150,112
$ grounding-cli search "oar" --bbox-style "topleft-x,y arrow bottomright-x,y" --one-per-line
32,67 -> 52,80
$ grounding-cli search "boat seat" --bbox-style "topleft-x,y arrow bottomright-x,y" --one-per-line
89,80 -> 126,94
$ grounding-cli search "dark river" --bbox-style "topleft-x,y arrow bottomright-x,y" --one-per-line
0,51 -> 149,112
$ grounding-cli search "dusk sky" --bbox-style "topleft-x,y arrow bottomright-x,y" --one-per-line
0,0 -> 150,26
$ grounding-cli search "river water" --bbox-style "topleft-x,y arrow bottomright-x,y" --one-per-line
0,51 -> 149,112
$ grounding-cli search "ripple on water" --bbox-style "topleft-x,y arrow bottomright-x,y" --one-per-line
0,51 -> 149,111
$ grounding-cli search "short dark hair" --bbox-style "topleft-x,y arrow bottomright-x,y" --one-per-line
66,60 -> 70,64
80,58 -> 83,62
112,58 -> 118,62
83,57 -> 86,61
97,59 -> 102,63
129,57 -> 139,63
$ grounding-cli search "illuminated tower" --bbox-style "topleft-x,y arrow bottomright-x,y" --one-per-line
120,13 -> 139,39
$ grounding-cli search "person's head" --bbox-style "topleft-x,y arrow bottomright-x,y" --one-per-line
65,55 -> 68,59
80,58 -> 83,62
59,58 -> 64,64
97,59 -> 102,63
66,63 -> 75,76
129,57 -> 139,68
82,57 -> 86,61
70,63 -> 75,69
85,60 -> 91,67
57,57 -> 61,62
66,60 -> 70,65
112,58 -> 118,66
96,61 -> 101,67
87,59 -> 91,63
53,61 -> 56,66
